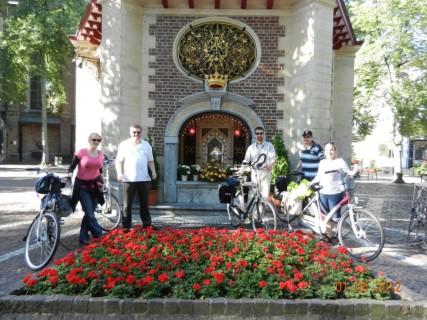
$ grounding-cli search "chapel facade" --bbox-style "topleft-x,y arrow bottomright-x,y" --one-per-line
71,0 -> 361,203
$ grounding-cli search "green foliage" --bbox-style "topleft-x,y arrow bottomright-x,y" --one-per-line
286,179 -> 314,200
0,0 -> 87,110
349,0 -> 427,139
414,162 -> 427,177
270,135 -> 290,185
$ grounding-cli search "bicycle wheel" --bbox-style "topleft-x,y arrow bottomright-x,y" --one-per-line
252,199 -> 277,232
337,208 -> 384,262
227,197 -> 243,228
24,211 -> 60,271
96,193 -> 122,231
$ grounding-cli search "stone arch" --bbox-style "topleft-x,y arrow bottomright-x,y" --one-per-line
164,92 -> 264,202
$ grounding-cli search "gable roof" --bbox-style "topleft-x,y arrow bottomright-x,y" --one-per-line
70,0 -> 362,55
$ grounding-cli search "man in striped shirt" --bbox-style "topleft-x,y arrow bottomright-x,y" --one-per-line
297,130 -> 324,181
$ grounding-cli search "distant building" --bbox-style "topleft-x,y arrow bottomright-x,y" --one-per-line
71,0 -> 361,203
0,3 -> 75,163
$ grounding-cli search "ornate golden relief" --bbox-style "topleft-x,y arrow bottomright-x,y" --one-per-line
177,22 -> 256,86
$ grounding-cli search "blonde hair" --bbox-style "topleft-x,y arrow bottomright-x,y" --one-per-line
88,132 -> 102,141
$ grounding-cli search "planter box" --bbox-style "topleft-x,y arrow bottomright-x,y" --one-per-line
176,181 -> 220,204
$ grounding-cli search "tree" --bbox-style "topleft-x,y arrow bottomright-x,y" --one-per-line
349,0 -> 427,182
0,0 -> 86,165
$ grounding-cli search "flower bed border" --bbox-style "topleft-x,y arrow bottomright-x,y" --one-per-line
0,295 -> 426,319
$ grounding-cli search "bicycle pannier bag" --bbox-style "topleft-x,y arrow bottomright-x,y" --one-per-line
218,184 -> 236,203
58,194 -> 73,217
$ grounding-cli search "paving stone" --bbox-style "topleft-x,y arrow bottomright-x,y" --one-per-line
209,298 -> 226,315
132,299 -> 148,314
87,297 -> 104,314
147,298 -> 164,314
193,299 -> 210,316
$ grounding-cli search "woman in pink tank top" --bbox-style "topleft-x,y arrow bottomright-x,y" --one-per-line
68,132 -> 105,245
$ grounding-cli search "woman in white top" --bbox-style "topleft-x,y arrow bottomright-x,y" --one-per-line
311,142 -> 353,220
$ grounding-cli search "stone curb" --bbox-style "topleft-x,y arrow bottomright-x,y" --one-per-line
0,295 -> 426,319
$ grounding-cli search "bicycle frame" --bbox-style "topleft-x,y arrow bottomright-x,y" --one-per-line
300,190 -> 351,235
234,162 -> 264,215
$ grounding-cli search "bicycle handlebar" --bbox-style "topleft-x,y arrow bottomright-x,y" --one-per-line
242,153 -> 267,169
26,168 -> 71,181
103,158 -> 115,165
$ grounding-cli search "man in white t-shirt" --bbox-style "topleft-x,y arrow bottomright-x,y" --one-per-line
116,124 -> 157,230
243,126 -> 276,199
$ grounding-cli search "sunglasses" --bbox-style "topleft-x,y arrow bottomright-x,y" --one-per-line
92,139 -> 102,142
132,131 -> 141,135
255,132 -> 264,135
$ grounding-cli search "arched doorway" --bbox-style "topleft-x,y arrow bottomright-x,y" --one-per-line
164,93 -> 264,203
179,112 -> 251,166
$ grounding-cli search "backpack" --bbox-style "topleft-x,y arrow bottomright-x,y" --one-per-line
35,174 -> 62,194
35,175 -> 51,194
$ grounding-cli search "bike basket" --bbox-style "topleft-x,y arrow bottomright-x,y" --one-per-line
282,192 -> 303,216
58,194 -> 73,217
218,184 -> 236,203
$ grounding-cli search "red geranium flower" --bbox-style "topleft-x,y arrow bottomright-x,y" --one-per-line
158,273 -> 169,283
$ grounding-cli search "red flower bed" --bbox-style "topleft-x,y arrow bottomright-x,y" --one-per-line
22,227 -> 393,299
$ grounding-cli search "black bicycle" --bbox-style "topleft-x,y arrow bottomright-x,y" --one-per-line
23,168 -> 72,270
220,153 -> 277,231
407,183 -> 427,243
94,158 -> 122,231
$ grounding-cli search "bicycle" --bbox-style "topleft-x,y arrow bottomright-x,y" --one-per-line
23,168 -> 72,270
94,158 -> 122,231
220,153 -> 277,231
407,183 -> 426,243
282,169 -> 384,262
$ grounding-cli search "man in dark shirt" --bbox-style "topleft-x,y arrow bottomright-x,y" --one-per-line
297,130 -> 324,181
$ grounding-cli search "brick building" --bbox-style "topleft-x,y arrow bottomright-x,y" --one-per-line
0,73 -> 75,164
71,0 -> 361,203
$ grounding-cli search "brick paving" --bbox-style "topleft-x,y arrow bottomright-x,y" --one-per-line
0,165 -> 426,302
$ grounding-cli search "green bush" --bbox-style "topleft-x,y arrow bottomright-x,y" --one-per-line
271,135 -> 290,185
414,162 -> 427,177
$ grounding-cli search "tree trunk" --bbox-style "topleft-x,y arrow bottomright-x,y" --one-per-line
392,144 -> 405,183
392,123 -> 405,184
40,102 -> 49,166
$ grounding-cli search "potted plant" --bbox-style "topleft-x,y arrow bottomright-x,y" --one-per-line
190,164 -> 201,181
199,160 -> 227,182
177,164 -> 191,181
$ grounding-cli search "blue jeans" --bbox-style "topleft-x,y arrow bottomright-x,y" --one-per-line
79,189 -> 102,242
319,192 -> 344,219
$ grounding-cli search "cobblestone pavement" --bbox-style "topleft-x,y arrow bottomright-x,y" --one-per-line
0,165 -> 426,302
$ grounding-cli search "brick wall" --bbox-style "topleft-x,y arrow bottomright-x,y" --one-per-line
148,16 -> 285,156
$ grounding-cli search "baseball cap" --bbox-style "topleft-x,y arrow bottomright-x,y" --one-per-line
302,130 -> 312,137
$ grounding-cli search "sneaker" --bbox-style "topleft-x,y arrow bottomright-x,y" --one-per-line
79,239 -> 90,245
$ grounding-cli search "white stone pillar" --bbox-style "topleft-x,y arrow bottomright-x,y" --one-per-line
99,0 -> 123,156
281,0 -> 335,162
332,46 -> 359,162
